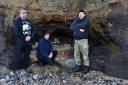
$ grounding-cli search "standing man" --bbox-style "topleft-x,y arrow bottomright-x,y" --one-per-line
12,8 -> 34,70
70,10 -> 90,74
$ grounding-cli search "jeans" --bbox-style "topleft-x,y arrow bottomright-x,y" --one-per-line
12,44 -> 31,70
37,50 -> 58,65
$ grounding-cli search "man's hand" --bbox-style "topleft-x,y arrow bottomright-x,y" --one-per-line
80,29 -> 85,32
48,52 -> 53,59
25,36 -> 31,41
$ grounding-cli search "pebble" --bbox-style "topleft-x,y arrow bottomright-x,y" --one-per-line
0,69 -> 126,85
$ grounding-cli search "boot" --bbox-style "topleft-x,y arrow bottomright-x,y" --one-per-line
72,65 -> 81,73
82,65 -> 89,74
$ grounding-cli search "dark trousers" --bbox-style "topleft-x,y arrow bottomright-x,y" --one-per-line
38,50 -> 58,65
12,45 -> 31,70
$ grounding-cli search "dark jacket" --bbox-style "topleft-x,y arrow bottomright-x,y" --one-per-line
37,38 -> 53,58
70,17 -> 90,40
13,17 -> 34,47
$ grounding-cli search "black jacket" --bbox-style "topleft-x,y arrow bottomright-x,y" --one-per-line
37,38 -> 53,58
13,17 -> 34,46
70,17 -> 90,40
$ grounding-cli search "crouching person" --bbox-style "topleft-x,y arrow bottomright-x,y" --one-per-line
37,31 -> 58,65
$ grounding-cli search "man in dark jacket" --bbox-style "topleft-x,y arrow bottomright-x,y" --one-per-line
70,10 -> 90,74
37,31 -> 57,65
12,8 -> 34,70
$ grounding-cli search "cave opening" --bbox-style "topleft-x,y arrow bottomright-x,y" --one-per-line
34,20 -> 74,46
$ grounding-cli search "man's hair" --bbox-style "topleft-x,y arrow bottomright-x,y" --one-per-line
20,7 -> 27,12
42,30 -> 51,36
79,9 -> 86,14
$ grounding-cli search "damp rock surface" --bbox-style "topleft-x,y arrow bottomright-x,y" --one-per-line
0,0 -> 128,81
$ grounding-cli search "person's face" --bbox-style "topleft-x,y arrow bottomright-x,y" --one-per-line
44,33 -> 50,40
79,12 -> 85,19
20,9 -> 27,20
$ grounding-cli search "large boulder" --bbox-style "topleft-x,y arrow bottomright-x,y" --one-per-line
104,2 -> 128,79
107,10 -> 128,49
0,35 -> 14,67
105,51 -> 128,79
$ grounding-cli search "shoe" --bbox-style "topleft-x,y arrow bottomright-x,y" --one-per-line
25,67 -> 33,73
72,65 -> 81,73
81,65 -> 89,75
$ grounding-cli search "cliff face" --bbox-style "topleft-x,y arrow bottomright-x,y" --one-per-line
0,0 -> 128,79
0,0 -> 126,22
